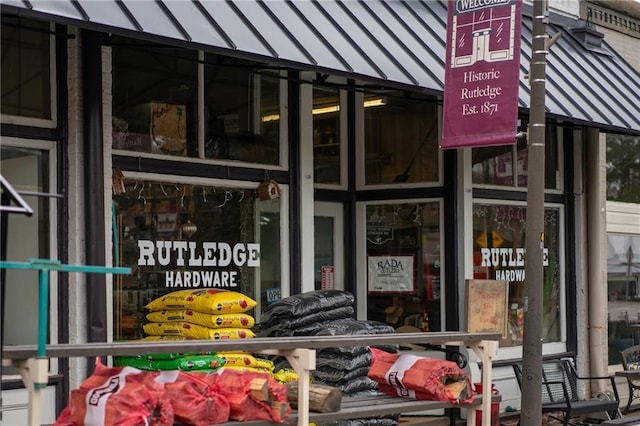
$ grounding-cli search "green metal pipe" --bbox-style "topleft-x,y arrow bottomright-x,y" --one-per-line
37,270 -> 49,359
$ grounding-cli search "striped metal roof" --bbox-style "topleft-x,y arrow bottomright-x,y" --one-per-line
2,0 -> 639,134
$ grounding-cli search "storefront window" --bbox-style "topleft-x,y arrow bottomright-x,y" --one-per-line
472,122 -> 560,190
472,203 -> 562,347
112,180 -> 281,340
112,39 -> 198,157
365,201 -> 442,332
313,87 -> 341,184
204,55 -> 280,165
1,17 -> 52,121
607,234 -> 640,365
364,94 -> 439,185
1,144 -> 52,374
606,134 -> 640,204
112,41 -> 281,164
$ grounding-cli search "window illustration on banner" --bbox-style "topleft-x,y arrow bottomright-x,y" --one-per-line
368,255 -> 415,293
442,0 -> 522,148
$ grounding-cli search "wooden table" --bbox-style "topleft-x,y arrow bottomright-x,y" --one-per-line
3,331 -> 500,426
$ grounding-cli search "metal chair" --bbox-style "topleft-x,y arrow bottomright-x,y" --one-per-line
619,345 -> 640,413
513,359 -> 621,425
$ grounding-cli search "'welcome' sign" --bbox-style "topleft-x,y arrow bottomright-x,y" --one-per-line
442,0 -> 522,149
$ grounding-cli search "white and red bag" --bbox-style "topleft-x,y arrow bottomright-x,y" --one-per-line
368,347 -> 474,404
54,358 -> 173,426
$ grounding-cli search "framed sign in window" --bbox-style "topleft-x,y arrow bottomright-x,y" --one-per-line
466,279 -> 508,337
367,254 -> 415,293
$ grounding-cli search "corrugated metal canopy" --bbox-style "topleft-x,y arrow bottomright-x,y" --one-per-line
2,0 -> 639,134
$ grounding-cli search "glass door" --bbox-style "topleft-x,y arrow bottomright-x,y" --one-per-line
314,202 -> 344,291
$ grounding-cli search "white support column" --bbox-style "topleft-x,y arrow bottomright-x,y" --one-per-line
66,26 -> 89,388
468,340 -> 499,426
299,73 -> 315,293
11,358 -> 48,426
586,128 -> 608,388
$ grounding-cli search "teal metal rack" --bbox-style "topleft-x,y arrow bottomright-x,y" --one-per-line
0,258 -> 130,425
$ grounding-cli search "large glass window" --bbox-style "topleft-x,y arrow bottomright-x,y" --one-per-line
112,40 -> 281,164
606,134 -> 640,204
364,93 -> 439,186
472,121 -> 560,190
472,203 -> 562,347
365,201 -> 442,332
112,39 -> 198,157
112,179 -> 282,340
1,17 -> 52,122
607,234 -> 640,365
204,55 -> 280,165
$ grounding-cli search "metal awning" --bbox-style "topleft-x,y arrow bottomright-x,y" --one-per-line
2,0 -> 639,134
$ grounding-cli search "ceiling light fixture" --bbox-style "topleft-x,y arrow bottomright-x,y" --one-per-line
261,97 -> 386,122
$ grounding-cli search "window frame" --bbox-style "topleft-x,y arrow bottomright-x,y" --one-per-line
109,171 -> 290,338
1,137 -> 59,377
468,198 -> 567,360
0,20 -> 57,128
355,198 -> 445,330
356,90 -> 444,190
470,122 -> 564,194
110,49 -> 289,171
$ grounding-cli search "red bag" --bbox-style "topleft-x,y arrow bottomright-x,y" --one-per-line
368,347 -> 474,404
54,358 -> 173,426
157,370 -> 230,425
194,369 -> 291,423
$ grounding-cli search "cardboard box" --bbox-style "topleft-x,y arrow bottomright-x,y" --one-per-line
127,102 -> 187,156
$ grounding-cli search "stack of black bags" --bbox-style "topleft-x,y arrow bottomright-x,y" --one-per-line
257,290 -> 400,426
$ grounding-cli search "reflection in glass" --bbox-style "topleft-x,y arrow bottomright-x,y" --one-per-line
365,202 -> 441,332
606,134 -> 640,204
607,234 -> 640,365
472,203 -> 561,347
472,121 -> 560,189
364,94 -> 439,185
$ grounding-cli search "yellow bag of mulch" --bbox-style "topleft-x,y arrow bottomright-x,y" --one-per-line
146,310 -> 255,329
140,335 -> 195,341
145,289 -> 256,314
217,352 -> 274,372
143,322 -> 255,340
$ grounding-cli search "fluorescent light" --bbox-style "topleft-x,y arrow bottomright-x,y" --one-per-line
312,105 -> 340,115
364,98 -> 387,108
262,113 -> 280,122
262,97 -> 386,122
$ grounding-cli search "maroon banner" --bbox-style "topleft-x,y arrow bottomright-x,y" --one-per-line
441,0 -> 522,149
